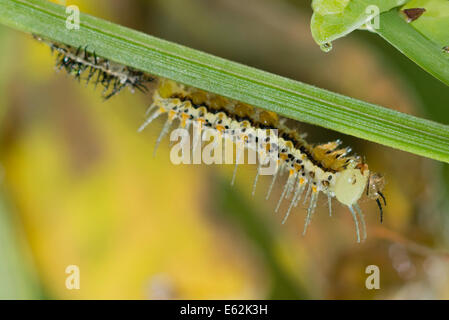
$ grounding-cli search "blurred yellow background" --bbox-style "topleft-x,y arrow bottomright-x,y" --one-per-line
0,0 -> 448,299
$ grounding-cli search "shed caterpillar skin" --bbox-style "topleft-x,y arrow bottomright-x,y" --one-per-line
139,79 -> 386,243
34,36 -> 153,99
37,37 -> 386,243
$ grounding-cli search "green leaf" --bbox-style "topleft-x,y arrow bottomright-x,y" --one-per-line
311,0 -> 449,86
375,9 -> 449,86
1,0 -> 449,164
312,0 -> 351,15
311,0 -> 408,47
403,0 -> 449,49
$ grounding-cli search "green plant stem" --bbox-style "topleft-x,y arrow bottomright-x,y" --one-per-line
1,0 -> 449,163
376,9 -> 449,87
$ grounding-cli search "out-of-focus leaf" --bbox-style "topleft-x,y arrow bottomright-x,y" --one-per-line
215,177 -> 311,299
0,192 -> 42,299
0,25 -> 11,129
375,9 -> 449,87
311,0 -> 449,86
312,0 -> 351,15
311,0 -> 408,47
0,25 -> 40,300
403,0 -> 449,49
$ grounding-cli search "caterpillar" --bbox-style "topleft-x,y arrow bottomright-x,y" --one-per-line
37,37 -> 386,243
139,79 -> 386,243
34,35 -> 153,99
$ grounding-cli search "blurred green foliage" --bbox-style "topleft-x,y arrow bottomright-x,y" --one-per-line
405,0 -> 449,49
311,0 -> 407,45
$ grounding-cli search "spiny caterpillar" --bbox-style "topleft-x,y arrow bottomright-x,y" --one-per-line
34,36 -> 153,99
38,37 -> 386,243
139,80 -> 386,243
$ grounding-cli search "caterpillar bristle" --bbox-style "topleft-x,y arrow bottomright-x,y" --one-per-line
303,188 -> 319,236
265,167 -> 279,200
348,205 -> 361,243
282,177 -> 306,225
354,203 -> 367,242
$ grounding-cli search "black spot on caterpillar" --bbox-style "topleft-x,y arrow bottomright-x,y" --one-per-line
37,36 -> 386,243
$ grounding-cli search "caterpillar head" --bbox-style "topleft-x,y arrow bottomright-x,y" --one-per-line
334,166 -> 369,207
334,160 -> 386,222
